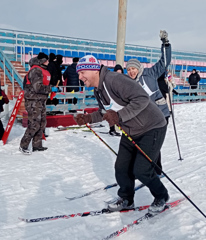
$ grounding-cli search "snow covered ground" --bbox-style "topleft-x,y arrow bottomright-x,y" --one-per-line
0,102 -> 206,240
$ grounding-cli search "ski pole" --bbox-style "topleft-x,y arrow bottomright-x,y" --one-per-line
85,123 -> 118,156
168,85 -> 183,160
163,44 -> 183,161
116,124 -> 206,219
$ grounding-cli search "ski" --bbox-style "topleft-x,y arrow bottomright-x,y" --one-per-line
66,175 -> 165,202
55,124 -> 105,131
18,204 -> 151,223
102,197 -> 187,240
66,183 -> 118,201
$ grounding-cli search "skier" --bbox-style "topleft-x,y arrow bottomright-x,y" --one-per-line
74,54 -> 169,215
126,30 -> 171,175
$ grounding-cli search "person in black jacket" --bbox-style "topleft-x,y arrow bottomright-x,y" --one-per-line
63,57 -> 84,105
63,57 -> 84,92
47,53 -> 63,87
188,69 -> 201,96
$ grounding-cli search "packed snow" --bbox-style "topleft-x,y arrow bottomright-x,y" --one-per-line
0,101 -> 206,240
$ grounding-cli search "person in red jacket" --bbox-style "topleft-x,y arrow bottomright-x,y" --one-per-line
19,52 -> 58,155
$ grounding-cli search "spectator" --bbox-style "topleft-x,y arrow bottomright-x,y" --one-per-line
47,53 -> 63,87
63,57 -> 84,105
126,30 -> 171,175
108,64 -> 124,136
188,69 -> 201,97
0,85 -> 9,140
63,57 -> 84,92
114,64 -> 124,74
19,52 -> 56,155
47,53 -> 64,107
74,55 -> 169,215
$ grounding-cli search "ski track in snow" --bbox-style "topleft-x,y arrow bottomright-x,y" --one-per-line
0,102 -> 206,240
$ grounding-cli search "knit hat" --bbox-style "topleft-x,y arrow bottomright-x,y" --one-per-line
76,55 -> 100,72
126,58 -> 141,70
114,64 -> 124,73
37,52 -> 48,61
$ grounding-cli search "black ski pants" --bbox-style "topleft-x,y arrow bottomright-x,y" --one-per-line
115,125 -> 168,202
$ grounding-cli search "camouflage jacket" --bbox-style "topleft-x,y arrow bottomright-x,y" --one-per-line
24,57 -> 52,101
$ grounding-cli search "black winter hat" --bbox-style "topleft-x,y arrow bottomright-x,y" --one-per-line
114,64 -> 124,73
37,52 -> 49,60
49,53 -> 56,62
56,54 -> 63,64
73,57 -> 79,63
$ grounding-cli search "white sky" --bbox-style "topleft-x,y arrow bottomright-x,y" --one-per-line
0,0 -> 206,53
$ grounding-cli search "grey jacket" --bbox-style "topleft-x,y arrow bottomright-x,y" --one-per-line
91,66 -> 166,137
136,44 -> 171,118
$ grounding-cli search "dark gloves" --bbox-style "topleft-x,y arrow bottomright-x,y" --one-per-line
74,114 -> 92,126
159,30 -> 169,44
103,110 -> 119,127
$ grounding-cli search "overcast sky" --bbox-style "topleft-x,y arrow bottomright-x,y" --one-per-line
0,0 -> 206,53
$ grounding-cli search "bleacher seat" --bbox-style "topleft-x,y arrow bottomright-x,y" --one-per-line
105,54 -> 110,60
107,60 -> 115,67
91,53 -> 98,59
57,50 -> 64,56
64,58 -> 73,65
33,47 -> 40,55
110,54 -> 116,61
25,47 -> 32,54
79,51 -> 85,58
17,46 -> 21,54
65,50 -> 72,57
71,51 -> 79,58
42,48 -> 49,55
142,57 -> 149,63
50,49 -> 57,55
98,53 -> 104,60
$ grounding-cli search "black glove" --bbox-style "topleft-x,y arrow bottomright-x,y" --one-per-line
159,30 -> 169,44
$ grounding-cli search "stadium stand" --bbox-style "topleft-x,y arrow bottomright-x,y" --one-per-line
1,28 -> 206,125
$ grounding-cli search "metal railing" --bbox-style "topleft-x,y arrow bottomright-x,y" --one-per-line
0,49 -> 23,94
173,85 -> 206,102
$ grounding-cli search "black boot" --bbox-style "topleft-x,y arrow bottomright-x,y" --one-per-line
109,130 -> 121,136
33,147 -> 48,152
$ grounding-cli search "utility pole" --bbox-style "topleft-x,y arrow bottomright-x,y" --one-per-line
116,0 -> 127,68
